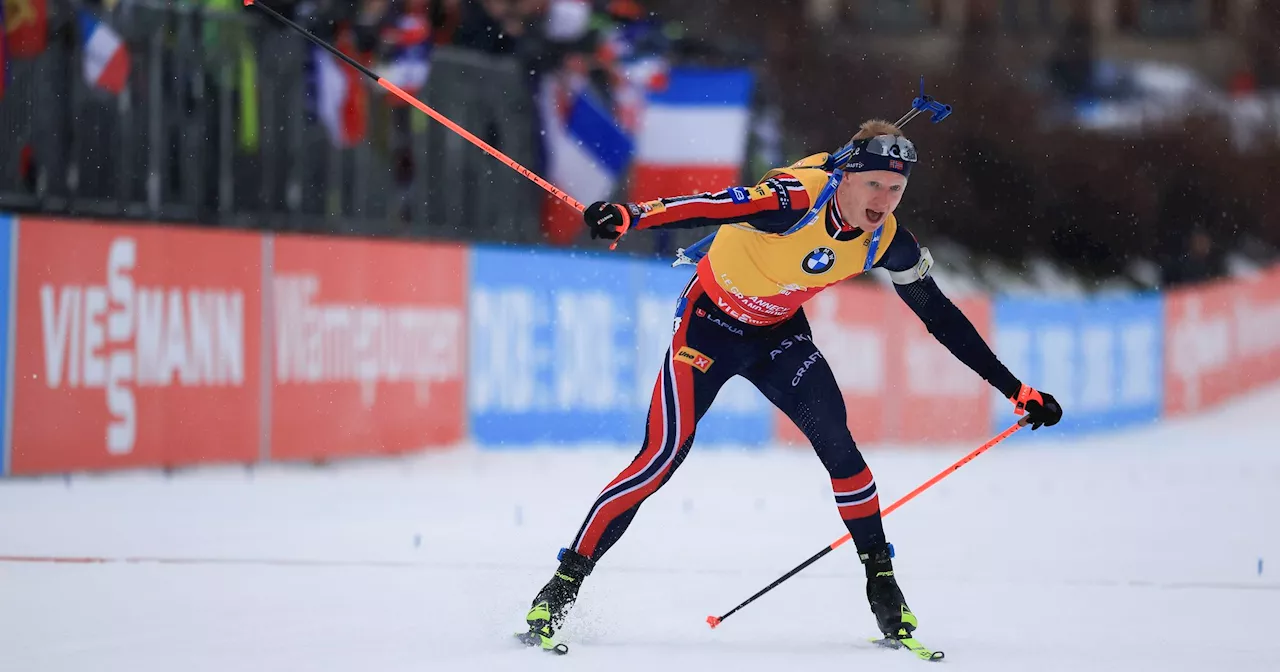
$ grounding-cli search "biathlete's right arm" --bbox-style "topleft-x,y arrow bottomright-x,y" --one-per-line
585,174 -> 812,240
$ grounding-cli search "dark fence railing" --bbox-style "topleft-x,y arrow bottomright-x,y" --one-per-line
0,3 -> 545,244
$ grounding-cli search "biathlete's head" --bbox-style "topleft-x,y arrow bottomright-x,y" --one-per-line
834,119 -> 917,230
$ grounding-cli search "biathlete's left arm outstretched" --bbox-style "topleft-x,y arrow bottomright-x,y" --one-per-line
872,229 -> 1063,429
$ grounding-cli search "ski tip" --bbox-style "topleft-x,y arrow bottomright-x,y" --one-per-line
706,615 -> 722,629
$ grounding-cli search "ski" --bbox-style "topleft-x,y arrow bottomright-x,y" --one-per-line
870,633 -> 945,661
514,630 -> 569,655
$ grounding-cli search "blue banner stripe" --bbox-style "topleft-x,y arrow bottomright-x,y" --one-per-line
648,67 -> 754,106
467,245 -> 772,448
992,293 -> 1164,438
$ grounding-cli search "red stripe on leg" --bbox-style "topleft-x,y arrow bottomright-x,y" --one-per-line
671,285 -> 700,433
578,278 -> 707,558
831,468 -> 875,494
574,457 -> 676,557
605,373 -> 668,490
670,351 -> 696,444
837,494 -> 881,521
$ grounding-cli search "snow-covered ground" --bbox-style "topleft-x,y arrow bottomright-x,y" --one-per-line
3,386 -> 1279,672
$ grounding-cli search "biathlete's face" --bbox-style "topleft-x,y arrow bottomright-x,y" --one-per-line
835,170 -> 907,230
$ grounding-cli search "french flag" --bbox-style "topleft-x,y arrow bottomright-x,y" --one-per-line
379,45 -> 430,102
378,14 -> 431,102
539,78 -> 634,243
78,10 -> 130,95
313,43 -> 367,147
629,68 -> 754,201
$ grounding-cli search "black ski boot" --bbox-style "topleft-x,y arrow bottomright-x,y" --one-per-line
860,542 -> 918,639
517,548 -> 595,654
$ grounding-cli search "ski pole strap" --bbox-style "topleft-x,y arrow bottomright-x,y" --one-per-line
862,225 -> 883,273
781,148 -> 852,236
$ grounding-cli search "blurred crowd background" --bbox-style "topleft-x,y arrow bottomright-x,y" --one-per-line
1,0 -> 1277,294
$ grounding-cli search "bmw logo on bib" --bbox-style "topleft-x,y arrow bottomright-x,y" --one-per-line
802,247 -> 836,275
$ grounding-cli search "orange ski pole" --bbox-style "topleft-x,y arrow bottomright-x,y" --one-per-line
707,417 -> 1030,629
243,1 -> 589,220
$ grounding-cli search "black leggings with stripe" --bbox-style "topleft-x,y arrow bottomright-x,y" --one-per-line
569,280 -> 886,561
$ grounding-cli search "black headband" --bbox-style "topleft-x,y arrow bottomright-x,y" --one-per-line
842,134 -> 917,178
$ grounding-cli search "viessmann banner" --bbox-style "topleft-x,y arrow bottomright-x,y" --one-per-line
10,218 -> 264,474
6,218 -> 469,475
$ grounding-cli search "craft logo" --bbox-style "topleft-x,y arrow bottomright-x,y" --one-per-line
767,179 -> 792,210
791,351 -> 824,387
675,346 -> 714,373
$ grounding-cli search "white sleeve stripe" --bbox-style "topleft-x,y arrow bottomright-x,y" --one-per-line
664,196 -> 731,208
888,247 -> 934,285
836,492 -> 878,507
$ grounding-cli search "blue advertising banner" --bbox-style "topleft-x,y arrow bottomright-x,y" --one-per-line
0,215 -> 12,475
469,246 -> 772,447
991,293 -> 1165,437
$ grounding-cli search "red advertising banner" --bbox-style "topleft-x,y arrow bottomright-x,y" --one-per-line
11,218 -> 262,474
777,281 -> 993,446
891,294 -> 994,442
269,235 -> 466,461
795,284 -> 893,444
1165,266 -> 1280,417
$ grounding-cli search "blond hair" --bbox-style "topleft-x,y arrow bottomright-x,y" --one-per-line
851,119 -> 905,142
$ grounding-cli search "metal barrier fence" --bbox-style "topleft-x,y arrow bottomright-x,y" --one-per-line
0,2 -> 544,244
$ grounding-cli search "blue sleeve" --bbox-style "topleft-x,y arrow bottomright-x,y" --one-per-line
883,226 -> 1023,398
